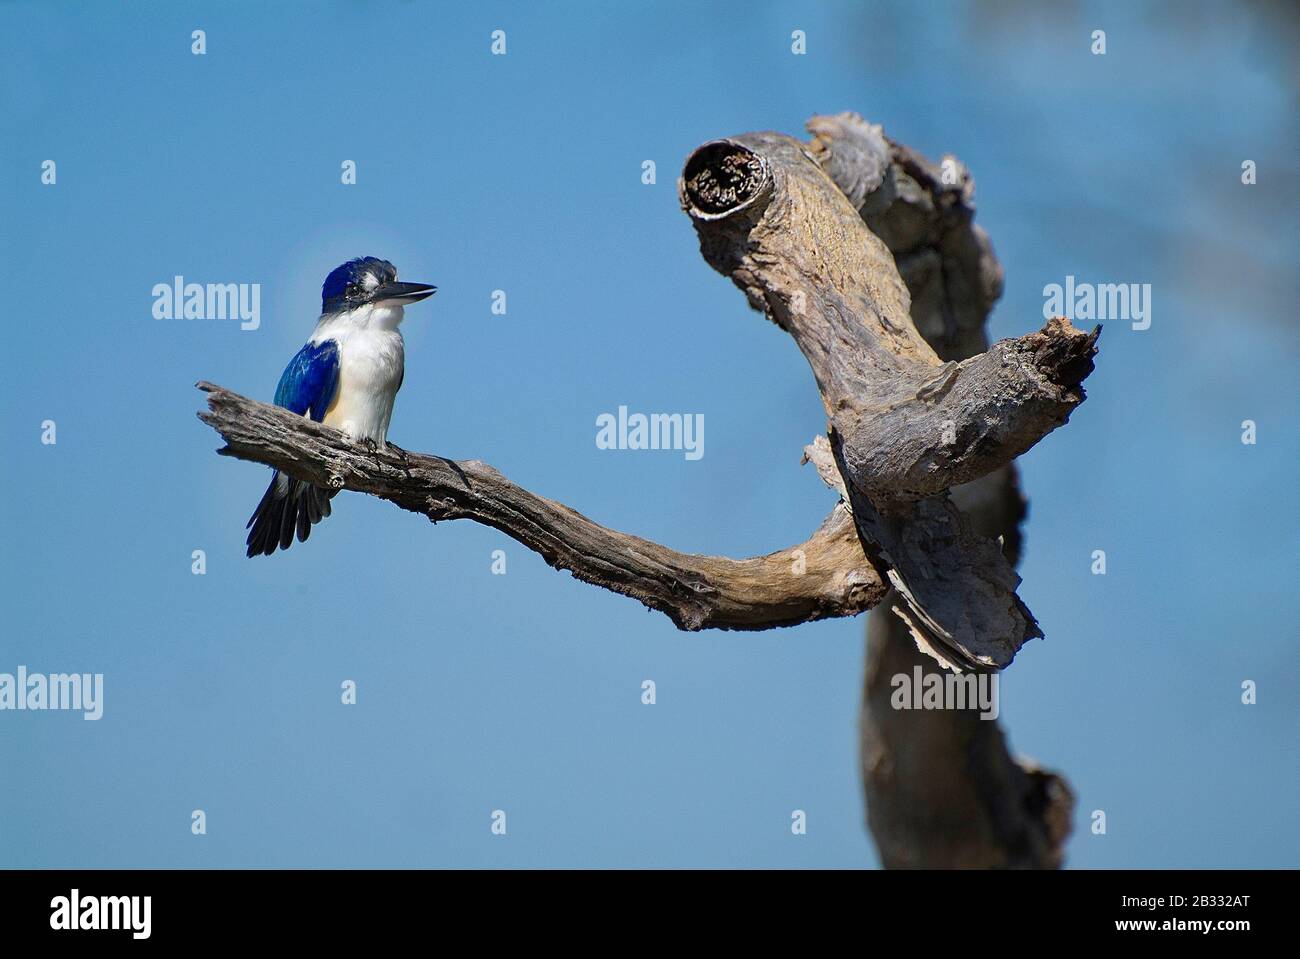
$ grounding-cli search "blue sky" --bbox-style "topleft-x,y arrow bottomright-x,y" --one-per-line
1,1 -> 1296,868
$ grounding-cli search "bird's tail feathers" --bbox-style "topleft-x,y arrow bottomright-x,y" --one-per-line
245,471 -> 336,557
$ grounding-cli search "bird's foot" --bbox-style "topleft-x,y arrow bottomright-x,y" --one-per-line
360,436 -> 385,469
385,440 -> 412,474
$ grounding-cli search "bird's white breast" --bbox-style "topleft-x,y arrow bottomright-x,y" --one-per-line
309,311 -> 405,444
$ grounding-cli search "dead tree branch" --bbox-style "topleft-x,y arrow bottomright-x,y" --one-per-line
197,382 -> 883,631
679,129 -> 1097,670
197,116 -> 1096,671
197,108 -> 1092,869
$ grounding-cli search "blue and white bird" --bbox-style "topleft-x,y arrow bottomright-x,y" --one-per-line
246,256 -> 436,557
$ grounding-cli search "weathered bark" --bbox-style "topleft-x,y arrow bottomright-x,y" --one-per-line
198,383 -> 884,631
680,133 -> 1095,501
679,129 -> 1097,670
806,112 -> 1075,866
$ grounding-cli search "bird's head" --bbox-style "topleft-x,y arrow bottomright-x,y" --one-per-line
320,257 -> 436,327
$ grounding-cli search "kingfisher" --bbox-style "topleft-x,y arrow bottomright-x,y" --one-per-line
245,257 -> 436,557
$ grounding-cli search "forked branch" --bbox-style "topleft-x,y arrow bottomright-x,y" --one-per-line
199,116 -> 1096,671
678,129 -> 1098,669
197,109 -> 1089,870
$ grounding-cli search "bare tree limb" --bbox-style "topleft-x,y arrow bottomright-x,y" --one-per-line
197,382 -> 884,631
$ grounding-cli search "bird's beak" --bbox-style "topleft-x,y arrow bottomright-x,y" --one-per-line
374,281 -> 437,307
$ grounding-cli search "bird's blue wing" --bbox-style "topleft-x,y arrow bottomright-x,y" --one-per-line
273,340 -> 340,422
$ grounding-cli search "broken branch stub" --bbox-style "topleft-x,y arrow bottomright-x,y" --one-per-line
679,133 -> 1097,502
